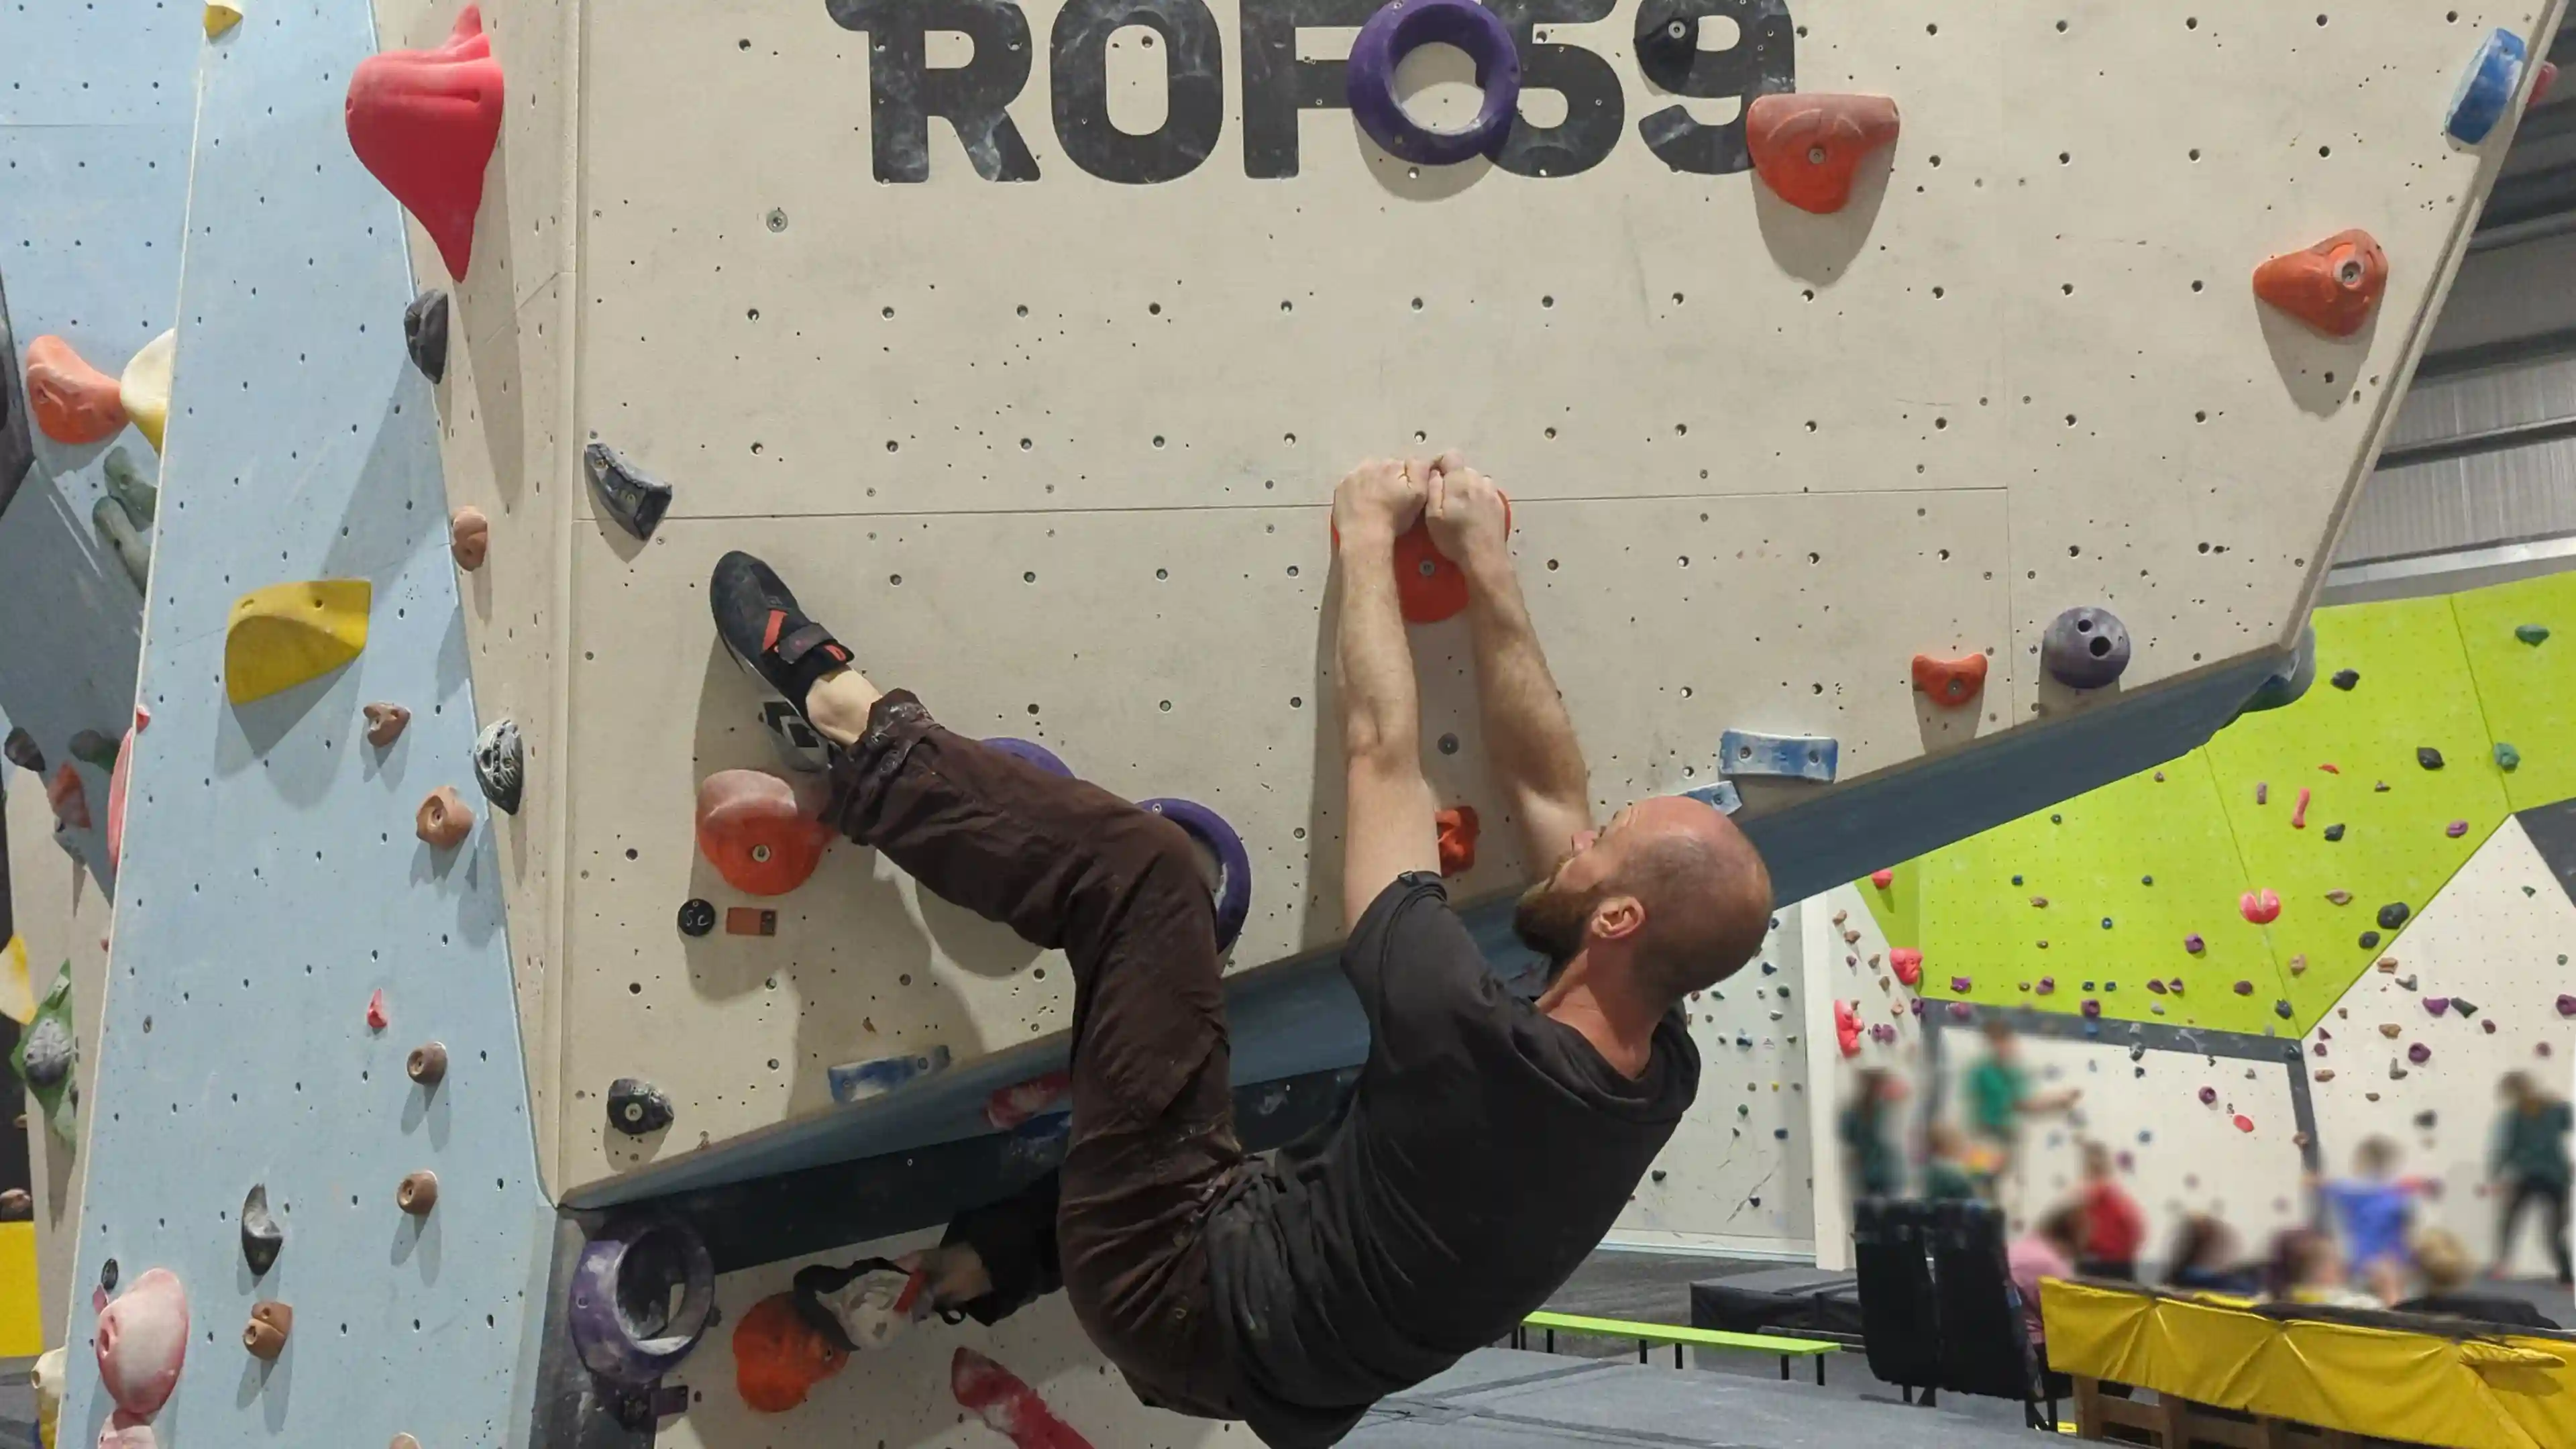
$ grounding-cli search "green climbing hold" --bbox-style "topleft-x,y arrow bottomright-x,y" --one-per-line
2516,625 -> 2550,645
2496,742 -> 2521,772
9,961 -> 77,1142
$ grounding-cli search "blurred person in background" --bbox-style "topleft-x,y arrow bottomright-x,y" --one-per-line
1924,1119 -> 1981,1201
2488,1071 -> 2572,1285
2399,1228 -> 2557,1329
2266,1228 -> 2385,1311
2074,1141 -> 2144,1280
2008,1202 -> 2087,1368
1839,1067 -> 1907,1200
2312,1136 -> 2424,1301
1964,1017 -> 2080,1185
2163,1213 -> 2260,1295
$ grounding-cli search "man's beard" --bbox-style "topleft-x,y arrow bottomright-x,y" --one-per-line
1513,873 -> 1604,977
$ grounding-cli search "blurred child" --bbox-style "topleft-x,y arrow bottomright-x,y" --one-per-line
1839,1067 -> 1907,1199
1965,1017 -> 2082,1179
2398,1228 -> 2558,1329
2163,1213 -> 2259,1295
2489,1071 -> 2573,1285
1924,1119 -> 1980,1200
2008,1203 -> 2088,1354
2315,1136 -> 2424,1295
2075,1141 -> 2145,1279
2266,1228 -> 2385,1310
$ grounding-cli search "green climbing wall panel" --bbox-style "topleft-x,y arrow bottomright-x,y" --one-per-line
2453,571 -> 2576,813
1876,573 -> 2576,1038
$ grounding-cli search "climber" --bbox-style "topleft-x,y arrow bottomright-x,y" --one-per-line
718,449 -> 1771,1446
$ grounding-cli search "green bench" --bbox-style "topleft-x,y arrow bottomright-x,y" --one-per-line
1514,1309 -> 1842,1385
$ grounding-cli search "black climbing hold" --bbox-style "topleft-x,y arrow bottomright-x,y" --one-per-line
2041,606 -> 2133,689
2417,747 -> 2445,770
405,288 -> 449,383
2051,814 -> 2063,824
2141,875 -> 2153,885
2012,875 -> 2025,885
100,1258 -> 118,1293
2451,996 -> 2478,1017
676,898 -> 716,937
473,718 -> 524,815
2323,823 -> 2346,842
2274,999 -> 2294,1020
2359,930 -> 2381,949
2413,1110 -> 2437,1128
2330,668 -> 2359,690
584,442 -> 674,541
2375,902 -> 2410,930
241,1184 -> 284,1276
67,729 -> 118,769
3,727 -> 42,774
606,1078 -> 675,1136
1650,1169 -> 1668,1183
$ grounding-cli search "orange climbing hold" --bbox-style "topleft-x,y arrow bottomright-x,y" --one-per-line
696,769 -> 830,897
23,335 -> 129,445
734,1293 -> 847,1412
1745,93 -> 1901,215
1910,651 -> 1986,708
1330,494 -> 1510,624
2252,229 -> 2388,339
345,5 -> 504,278
1435,806 -> 1479,876
46,763 -> 90,832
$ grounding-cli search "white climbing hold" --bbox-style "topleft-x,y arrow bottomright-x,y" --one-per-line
95,1267 -> 189,1418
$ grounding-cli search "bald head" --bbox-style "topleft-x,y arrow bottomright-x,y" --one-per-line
1514,796 -> 1774,1004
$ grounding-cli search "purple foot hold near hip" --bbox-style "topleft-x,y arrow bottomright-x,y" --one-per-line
1140,796 -> 1254,953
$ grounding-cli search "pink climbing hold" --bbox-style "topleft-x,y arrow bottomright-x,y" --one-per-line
1834,1000 -> 1864,1057
107,724 -> 136,869
2239,889 -> 2282,925
1888,947 -> 1922,985
1946,1002 -> 1973,1020
2446,819 -> 2468,838
952,1346 -> 1097,1449
1870,868 -> 1894,890
2424,997 -> 2450,1016
96,1267 -> 189,1419
366,989 -> 389,1031
345,5 -> 505,279
2035,976 -> 2055,995
2233,1114 -> 2255,1134
2484,1019 -> 2499,1034
983,1071 -> 1072,1130
2291,788 -> 2310,830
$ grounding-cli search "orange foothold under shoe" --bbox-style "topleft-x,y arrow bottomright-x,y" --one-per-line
1435,805 -> 1479,876
1911,651 -> 1987,708
2253,229 -> 2387,338
696,769 -> 830,897
449,506 -> 489,570
23,335 -> 129,445
416,785 -> 474,848
1746,93 -> 1900,215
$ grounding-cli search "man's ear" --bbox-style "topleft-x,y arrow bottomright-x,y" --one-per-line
1590,894 -> 1645,944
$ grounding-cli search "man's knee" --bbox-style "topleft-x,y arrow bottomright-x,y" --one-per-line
1106,809 -> 1217,925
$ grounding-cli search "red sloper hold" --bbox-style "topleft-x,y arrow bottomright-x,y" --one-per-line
1746,93 -> 1901,215
1435,806 -> 1480,876
2251,229 -> 2387,339
1911,651 -> 1987,708
1330,495 -> 1511,625
953,1347 -> 1097,1449
345,5 -> 504,279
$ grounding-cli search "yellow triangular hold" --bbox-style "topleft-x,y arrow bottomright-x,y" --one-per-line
225,579 -> 372,704
0,935 -> 30,1026
119,328 -> 175,453
205,0 -> 242,36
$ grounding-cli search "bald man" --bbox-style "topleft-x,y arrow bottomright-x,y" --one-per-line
728,451 -> 1771,1446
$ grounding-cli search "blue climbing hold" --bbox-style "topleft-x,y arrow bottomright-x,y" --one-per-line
828,1045 -> 955,1104
2447,28 -> 2528,146
2516,624 -> 2551,646
1682,780 -> 1745,814
1719,729 -> 1838,784
2496,742 -> 2522,772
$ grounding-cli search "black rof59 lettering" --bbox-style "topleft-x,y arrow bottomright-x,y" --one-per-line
822,0 -> 1795,182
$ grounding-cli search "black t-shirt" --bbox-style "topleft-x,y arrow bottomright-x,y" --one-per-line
1209,874 -> 1700,1448
2393,1292 -> 2559,1330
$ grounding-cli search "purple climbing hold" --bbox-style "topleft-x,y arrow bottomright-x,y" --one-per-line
1140,796 -> 1254,953
2198,1085 -> 2217,1105
1346,0 -> 1522,166
982,737 -> 1073,778
2184,934 -> 2204,955
2557,994 -> 2576,1017
1910,998 -> 1925,1016
2147,979 -> 2168,994
2424,997 -> 2450,1016
570,1216 -> 716,1386
2255,782 -> 2269,805
1946,1002 -> 1973,1020
2446,820 -> 2469,838
2081,998 -> 2102,1018
1949,975 -> 1972,993
2233,979 -> 2253,996
2036,977 -> 2056,995
2407,1042 -> 2431,1065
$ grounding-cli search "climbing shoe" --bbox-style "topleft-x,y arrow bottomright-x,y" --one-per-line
710,550 -> 851,771
791,1258 -> 936,1353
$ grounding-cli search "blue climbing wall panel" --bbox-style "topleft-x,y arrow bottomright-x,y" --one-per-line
55,7 -> 557,1448
0,3 -> 201,889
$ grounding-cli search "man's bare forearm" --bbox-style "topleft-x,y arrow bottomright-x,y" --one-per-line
1463,553 -> 1591,863
1337,533 -> 1423,767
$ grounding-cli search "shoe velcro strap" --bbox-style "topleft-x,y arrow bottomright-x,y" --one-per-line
771,621 -> 843,667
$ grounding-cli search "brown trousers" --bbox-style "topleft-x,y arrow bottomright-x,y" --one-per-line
822,691 -> 1245,1417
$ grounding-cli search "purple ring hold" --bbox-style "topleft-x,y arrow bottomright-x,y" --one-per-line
570,1216 -> 716,1386
1139,796 -> 1253,953
981,737 -> 1073,778
1346,0 -> 1522,166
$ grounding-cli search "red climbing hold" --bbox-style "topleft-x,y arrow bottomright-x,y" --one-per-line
1744,93 -> 1901,215
953,1346 -> 1097,1449
2291,788 -> 2310,830
2239,888 -> 2282,925
1833,1000 -> 1862,1057
46,762 -> 90,832
1910,651 -> 1986,708
1870,868 -> 1894,890
1331,495 -> 1510,625
2233,1114 -> 2255,1134
696,770 -> 830,897
23,335 -> 129,445
345,5 -> 504,279
1435,806 -> 1479,876
2537,61 -> 2561,103
984,1070 -> 1072,1130
366,989 -> 389,1031
2252,229 -> 2388,339
1888,947 -> 1922,985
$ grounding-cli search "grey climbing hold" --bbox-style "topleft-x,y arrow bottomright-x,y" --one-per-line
472,718 -> 523,815
2395,974 -> 2418,991
2414,1110 -> 2438,1129
2326,890 -> 2352,905
2376,902 -> 2410,930
3,728 -> 42,774
1718,729 -> 1837,784
93,494 -> 151,590
2323,823 -> 2346,841
241,1183 -> 284,1276
2330,668 -> 2359,690
2275,999 -> 2294,1020
19,1016 -> 72,1089
2390,1057 -> 2410,1079
2041,606 -> 2131,688
606,1078 -> 675,1136
405,288 -> 449,383
67,730 -> 118,770
2496,742 -> 2521,772
103,447 -> 158,527
583,441 -> 674,541
2516,624 -> 2550,646
2451,996 -> 2478,1017
2417,747 -> 2445,770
